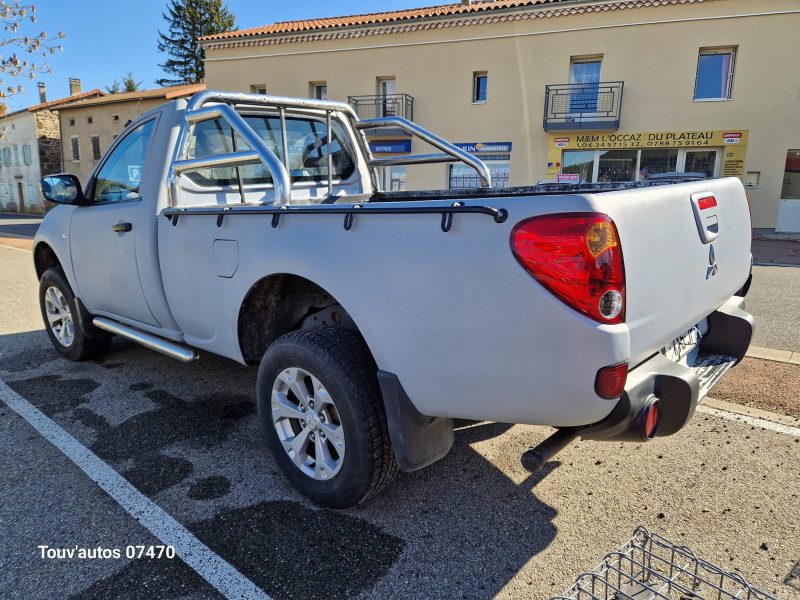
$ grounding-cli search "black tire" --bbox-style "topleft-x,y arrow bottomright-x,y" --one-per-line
39,267 -> 112,361
256,326 -> 398,508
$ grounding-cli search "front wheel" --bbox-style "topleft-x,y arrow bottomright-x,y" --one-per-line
39,267 -> 112,361
256,327 -> 398,508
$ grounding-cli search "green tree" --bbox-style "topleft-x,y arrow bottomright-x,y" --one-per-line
122,71 -> 141,92
0,2 -> 64,116
105,72 -> 141,94
156,0 -> 234,86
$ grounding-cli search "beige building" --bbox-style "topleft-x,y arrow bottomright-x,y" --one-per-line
199,0 -> 800,231
56,83 -> 205,182
0,79 -> 104,213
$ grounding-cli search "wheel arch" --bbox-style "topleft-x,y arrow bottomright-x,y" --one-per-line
33,242 -> 63,279
236,272 -> 365,365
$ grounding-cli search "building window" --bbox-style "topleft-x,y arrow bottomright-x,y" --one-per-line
2,147 -> 10,167
379,165 -> 406,192
472,72 -> 488,103
569,56 -> 602,113
449,157 -> 509,189
376,77 -> 397,117
782,150 -> 800,199
694,48 -> 736,100
91,135 -> 101,160
250,84 -> 267,95
69,118 -> 75,126
70,136 -> 80,161
22,144 -> 32,165
561,148 -> 721,183
13,145 -> 19,165
310,82 -> 327,100
26,183 -> 35,207
87,116 -> 93,124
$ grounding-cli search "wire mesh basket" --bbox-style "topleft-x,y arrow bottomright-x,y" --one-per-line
553,526 -> 776,600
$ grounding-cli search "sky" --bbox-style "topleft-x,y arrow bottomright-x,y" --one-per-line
5,0 -> 436,112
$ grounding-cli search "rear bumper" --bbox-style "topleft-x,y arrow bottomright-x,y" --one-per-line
580,295 -> 753,442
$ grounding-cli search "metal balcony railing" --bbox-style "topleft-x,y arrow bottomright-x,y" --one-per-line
543,81 -> 624,131
347,94 -> 414,121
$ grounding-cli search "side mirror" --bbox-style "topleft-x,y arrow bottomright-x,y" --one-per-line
40,174 -> 85,205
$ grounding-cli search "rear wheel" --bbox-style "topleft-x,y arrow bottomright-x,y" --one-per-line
39,267 -> 112,361
256,327 -> 398,508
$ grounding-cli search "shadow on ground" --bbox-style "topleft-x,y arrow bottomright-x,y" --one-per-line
1,330 -> 559,599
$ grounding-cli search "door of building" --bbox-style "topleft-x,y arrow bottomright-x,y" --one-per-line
377,78 -> 396,117
569,58 -> 601,114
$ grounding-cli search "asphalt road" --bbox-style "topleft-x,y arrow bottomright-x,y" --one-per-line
0,213 -> 42,239
0,244 -> 799,600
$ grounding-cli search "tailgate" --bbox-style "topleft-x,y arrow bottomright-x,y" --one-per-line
591,177 -> 752,366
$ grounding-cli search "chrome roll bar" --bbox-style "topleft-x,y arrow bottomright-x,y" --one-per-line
167,90 -> 492,207
356,117 -> 492,188
168,90 -> 363,207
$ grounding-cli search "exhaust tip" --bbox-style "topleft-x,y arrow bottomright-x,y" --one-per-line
642,396 -> 661,440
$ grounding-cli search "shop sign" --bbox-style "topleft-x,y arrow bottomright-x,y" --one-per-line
549,130 -> 748,150
555,173 -> 580,182
723,132 -> 743,144
369,140 -> 411,154
455,142 -> 512,153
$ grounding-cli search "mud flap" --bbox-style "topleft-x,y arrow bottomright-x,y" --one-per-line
377,370 -> 454,472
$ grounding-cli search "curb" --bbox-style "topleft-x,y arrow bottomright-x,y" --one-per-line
745,345 -> 800,366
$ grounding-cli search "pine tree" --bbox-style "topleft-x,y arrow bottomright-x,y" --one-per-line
156,0 -> 235,86
122,71 -> 142,92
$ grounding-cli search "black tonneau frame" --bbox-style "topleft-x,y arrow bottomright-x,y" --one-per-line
370,177 -> 712,203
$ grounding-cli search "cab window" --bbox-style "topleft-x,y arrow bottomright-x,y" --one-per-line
186,115 -> 355,187
92,119 -> 155,204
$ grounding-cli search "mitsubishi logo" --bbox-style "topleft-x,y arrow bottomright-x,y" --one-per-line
706,244 -> 718,279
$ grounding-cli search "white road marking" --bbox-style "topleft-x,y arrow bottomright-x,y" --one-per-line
0,379 -> 272,600
697,404 -> 800,437
0,242 -> 32,254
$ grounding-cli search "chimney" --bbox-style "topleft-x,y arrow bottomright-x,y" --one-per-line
68,78 -> 82,96
37,82 -> 46,103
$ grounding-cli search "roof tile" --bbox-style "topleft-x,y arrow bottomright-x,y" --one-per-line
200,0 -> 565,40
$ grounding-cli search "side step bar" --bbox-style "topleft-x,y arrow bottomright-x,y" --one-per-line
92,317 -> 199,363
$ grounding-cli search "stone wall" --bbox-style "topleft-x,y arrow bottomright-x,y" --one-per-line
35,109 -> 62,177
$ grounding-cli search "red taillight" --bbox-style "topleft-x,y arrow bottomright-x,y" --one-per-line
697,196 -> 717,210
511,213 -> 626,324
594,362 -> 628,399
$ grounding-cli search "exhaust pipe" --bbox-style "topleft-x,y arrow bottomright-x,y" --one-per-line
521,428 -> 579,474
521,396 -> 662,474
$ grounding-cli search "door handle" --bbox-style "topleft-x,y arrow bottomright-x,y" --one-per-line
112,222 -> 132,233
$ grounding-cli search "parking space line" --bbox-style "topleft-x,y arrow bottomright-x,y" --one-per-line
0,379 -> 272,600
697,404 -> 800,437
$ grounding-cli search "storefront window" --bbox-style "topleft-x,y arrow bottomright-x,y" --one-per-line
782,150 -> 800,199
639,149 -> 678,179
562,150 -> 594,182
597,150 -> 637,182
449,160 -> 509,189
684,150 -> 717,177
380,166 -> 406,192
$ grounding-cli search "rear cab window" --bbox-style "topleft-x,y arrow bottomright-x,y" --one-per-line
185,114 -> 357,192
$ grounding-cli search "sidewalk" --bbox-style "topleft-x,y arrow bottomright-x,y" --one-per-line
751,229 -> 800,267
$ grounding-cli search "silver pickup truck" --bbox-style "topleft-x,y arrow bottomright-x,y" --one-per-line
35,91 -> 754,507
